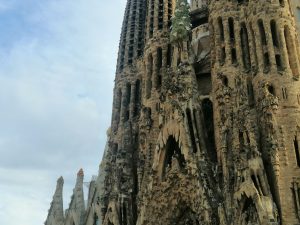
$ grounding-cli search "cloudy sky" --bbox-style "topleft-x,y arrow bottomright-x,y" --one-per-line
0,0 -> 126,224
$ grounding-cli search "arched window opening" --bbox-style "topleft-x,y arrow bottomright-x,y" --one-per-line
222,75 -> 228,87
146,54 -> 153,99
157,48 -> 163,89
186,108 -> 197,153
240,23 -> 251,71
167,44 -> 172,67
162,136 -> 186,178
93,213 -> 100,225
134,80 -> 141,117
240,197 -> 260,224
270,20 -> 279,47
294,136 -> 300,167
202,99 -> 217,163
158,0 -> 164,30
258,20 -> 267,46
176,208 -> 200,225
284,26 -> 299,78
228,18 -> 235,43
267,84 -> 275,95
218,17 -> 225,42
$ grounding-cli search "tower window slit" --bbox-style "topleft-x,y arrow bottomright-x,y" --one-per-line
294,135 -> 300,167
124,83 -> 131,122
186,108 -> 197,153
134,80 -> 141,117
258,19 -> 267,46
228,17 -> 235,43
218,17 -> 225,42
231,48 -> 237,64
167,44 -> 172,67
146,54 -> 153,99
157,48 -> 163,89
240,23 -> 251,71
202,99 -> 217,163
270,20 -> 279,47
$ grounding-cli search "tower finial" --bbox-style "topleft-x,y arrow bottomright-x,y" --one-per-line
77,168 -> 84,177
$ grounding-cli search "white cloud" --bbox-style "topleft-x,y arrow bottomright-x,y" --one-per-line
0,0 -> 126,225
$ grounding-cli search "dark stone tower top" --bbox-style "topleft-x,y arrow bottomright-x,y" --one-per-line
145,0 -> 174,40
116,0 -> 147,73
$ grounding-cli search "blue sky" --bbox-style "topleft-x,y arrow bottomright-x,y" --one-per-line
0,0 -> 126,224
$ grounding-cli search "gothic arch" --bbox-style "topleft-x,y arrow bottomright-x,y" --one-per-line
152,120 -> 189,179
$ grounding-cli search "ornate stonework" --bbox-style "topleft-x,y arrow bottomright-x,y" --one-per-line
45,0 -> 300,224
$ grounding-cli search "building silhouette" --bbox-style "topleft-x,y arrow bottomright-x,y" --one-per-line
45,0 -> 300,224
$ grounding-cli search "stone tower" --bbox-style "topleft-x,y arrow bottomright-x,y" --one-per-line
45,0 -> 300,224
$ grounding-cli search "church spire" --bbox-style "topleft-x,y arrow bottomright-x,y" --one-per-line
45,176 -> 64,225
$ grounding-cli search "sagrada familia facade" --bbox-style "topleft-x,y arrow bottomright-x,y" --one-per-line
45,0 -> 300,224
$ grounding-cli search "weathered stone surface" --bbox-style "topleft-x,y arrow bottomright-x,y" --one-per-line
45,0 -> 300,225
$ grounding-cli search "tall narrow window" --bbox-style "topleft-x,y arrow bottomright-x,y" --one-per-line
294,136 -> 300,167
157,48 -> 163,89
124,83 -> 131,121
284,26 -> 299,78
228,18 -> 235,43
186,108 -> 197,153
167,44 -> 172,67
270,20 -> 279,47
258,20 -> 267,45
146,54 -> 153,99
134,80 -> 141,117
240,23 -> 251,71
202,99 -> 217,163
116,89 -> 122,128
218,17 -> 225,42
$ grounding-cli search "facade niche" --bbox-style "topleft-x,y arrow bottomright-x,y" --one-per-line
202,98 -> 217,163
284,26 -> 299,78
186,108 -> 198,153
240,22 -> 251,71
162,136 -> 186,178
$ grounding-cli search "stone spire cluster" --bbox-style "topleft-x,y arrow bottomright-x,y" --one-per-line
46,0 -> 300,224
